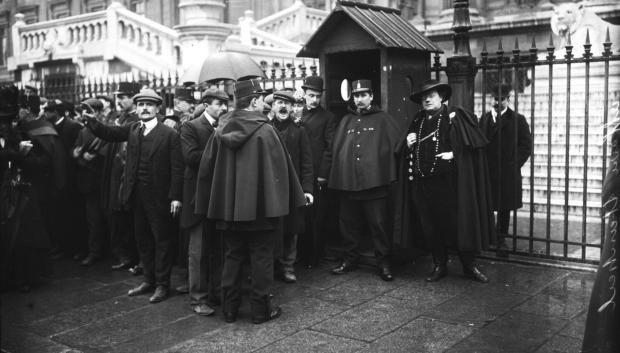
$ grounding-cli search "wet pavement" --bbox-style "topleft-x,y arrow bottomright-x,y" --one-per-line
1,256 -> 594,353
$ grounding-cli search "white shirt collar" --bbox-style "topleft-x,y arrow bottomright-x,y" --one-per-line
55,117 -> 65,125
202,111 -> 216,126
141,117 -> 158,135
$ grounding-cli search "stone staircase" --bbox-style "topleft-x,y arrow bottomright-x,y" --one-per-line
474,62 -> 620,221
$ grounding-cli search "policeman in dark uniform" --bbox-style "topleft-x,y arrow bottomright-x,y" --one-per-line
327,79 -> 400,281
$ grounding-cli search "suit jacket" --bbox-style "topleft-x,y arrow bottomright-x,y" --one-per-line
87,119 -> 183,211
180,115 -> 215,228
300,106 -> 337,180
479,108 -> 532,210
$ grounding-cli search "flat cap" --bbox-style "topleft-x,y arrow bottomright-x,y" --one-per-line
201,88 -> 229,102
272,90 -> 296,104
132,89 -> 163,105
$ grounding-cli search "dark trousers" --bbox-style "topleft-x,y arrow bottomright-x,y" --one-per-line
338,195 -> 390,264
132,183 -> 173,287
410,172 -> 475,268
221,229 -> 276,318
496,210 -> 511,236
84,191 -> 107,257
188,220 -> 222,306
107,210 -> 136,264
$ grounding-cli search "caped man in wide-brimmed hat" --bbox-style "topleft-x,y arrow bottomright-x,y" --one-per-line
178,87 -> 229,316
326,79 -> 400,281
478,83 -> 532,253
394,79 -> 495,284
195,79 -> 306,324
298,75 -> 339,268
270,90 -> 314,284
84,88 -> 183,304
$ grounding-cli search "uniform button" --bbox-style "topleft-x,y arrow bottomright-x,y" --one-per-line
357,131 -> 360,134
409,161 -> 413,166
409,176 -> 414,181
408,168 -> 413,173
409,153 -> 413,159
356,157 -> 360,161
357,119 -> 361,122
356,144 -> 360,148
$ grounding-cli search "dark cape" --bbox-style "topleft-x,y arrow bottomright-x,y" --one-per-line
328,105 -> 401,192
194,109 -> 306,224
581,129 -> 620,353
393,106 -> 496,253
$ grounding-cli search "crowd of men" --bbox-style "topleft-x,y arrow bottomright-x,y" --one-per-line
0,75 -> 531,324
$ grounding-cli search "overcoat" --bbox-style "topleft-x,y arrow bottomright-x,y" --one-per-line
87,119 -> 183,211
393,106 -> 496,253
179,114 -> 215,229
194,109 -> 306,223
271,118 -> 314,234
300,106 -> 336,180
328,105 -> 401,192
479,108 -> 532,211
100,111 -> 137,210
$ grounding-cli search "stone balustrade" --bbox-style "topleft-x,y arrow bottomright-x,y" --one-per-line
255,0 -> 327,43
9,1 -> 180,75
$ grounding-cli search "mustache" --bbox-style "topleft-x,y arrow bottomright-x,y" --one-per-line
278,107 -> 288,114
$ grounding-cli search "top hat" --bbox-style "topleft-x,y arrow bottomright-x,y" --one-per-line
132,89 -> 163,105
301,76 -> 324,92
201,88 -> 229,102
175,87 -> 195,103
114,82 -> 141,96
272,90 -> 296,104
409,80 -> 452,104
0,84 -> 20,118
351,79 -> 372,94
490,83 -> 512,99
234,79 -> 266,99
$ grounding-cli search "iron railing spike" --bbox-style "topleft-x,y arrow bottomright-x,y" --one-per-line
585,28 -> 590,45
514,36 -> 519,51
531,35 -> 536,49
605,27 -> 611,44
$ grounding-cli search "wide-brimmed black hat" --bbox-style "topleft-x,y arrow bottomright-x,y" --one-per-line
490,83 -> 512,99
409,80 -> 452,104
132,89 -> 163,105
301,76 -> 324,92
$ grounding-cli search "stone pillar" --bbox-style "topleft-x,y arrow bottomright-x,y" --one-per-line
445,0 -> 476,112
174,0 -> 233,69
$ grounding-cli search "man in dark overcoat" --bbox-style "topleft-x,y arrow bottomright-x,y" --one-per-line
298,76 -> 338,268
270,90 -> 314,283
327,79 -> 400,281
180,88 -> 229,316
85,89 -> 183,303
195,79 -> 306,324
394,80 -> 495,283
479,84 -> 532,249
42,100 -> 84,261
104,82 -> 141,272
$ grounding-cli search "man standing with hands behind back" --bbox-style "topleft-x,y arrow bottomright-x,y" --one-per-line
84,89 -> 183,304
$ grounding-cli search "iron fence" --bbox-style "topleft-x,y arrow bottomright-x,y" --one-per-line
433,29 -> 620,264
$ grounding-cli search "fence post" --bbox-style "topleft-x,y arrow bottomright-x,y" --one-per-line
445,0 -> 476,112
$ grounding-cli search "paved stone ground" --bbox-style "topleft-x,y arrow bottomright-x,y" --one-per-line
1,256 -> 594,353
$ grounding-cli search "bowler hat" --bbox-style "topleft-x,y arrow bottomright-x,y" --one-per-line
114,82 -> 141,96
132,89 -> 163,105
96,94 -> 114,104
490,83 -> 512,99
0,84 -> 20,118
201,88 -> 229,102
43,99 -> 64,113
301,76 -> 324,92
82,98 -> 104,112
234,79 -> 265,99
175,87 -> 195,103
273,90 -> 296,104
351,79 -> 372,94
409,80 -> 452,104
